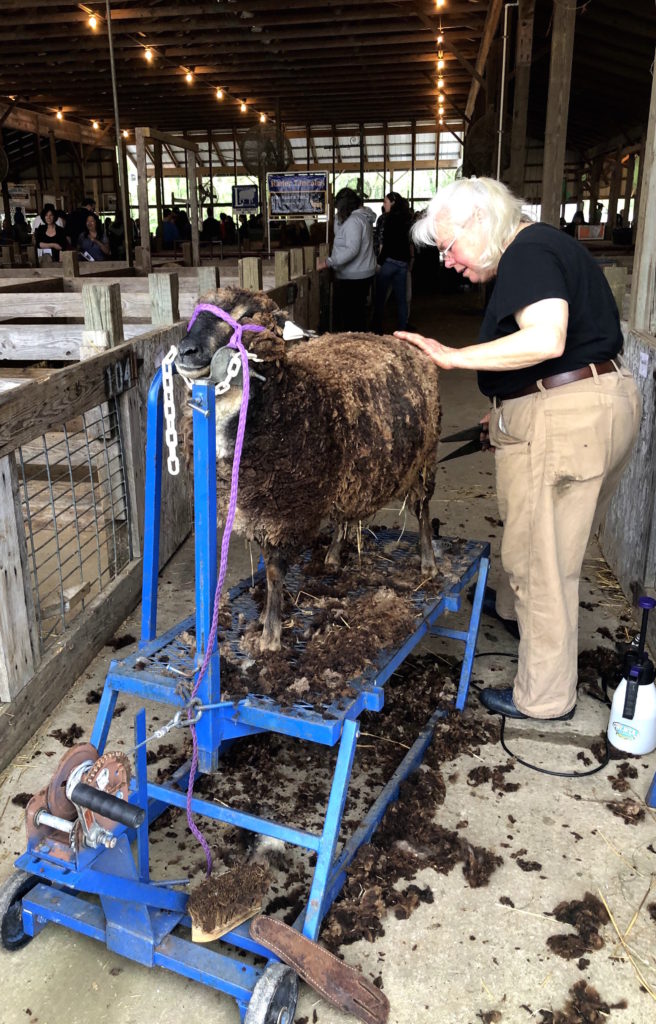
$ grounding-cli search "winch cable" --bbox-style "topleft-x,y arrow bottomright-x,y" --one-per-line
181,304 -> 266,877
472,651 -> 610,778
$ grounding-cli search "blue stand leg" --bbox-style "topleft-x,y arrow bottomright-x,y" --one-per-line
455,555 -> 489,710
647,772 -> 656,808
303,718 -> 359,940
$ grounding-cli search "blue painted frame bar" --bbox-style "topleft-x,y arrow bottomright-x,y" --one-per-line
141,369 -> 164,645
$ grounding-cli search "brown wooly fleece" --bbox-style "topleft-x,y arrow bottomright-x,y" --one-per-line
180,286 -> 442,553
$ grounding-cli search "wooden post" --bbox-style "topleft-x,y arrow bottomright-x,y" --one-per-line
188,150 -> 200,266
239,257 -> 263,291
275,250 -> 290,287
154,140 -> 164,228
622,154 -> 635,223
61,250 -> 79,278
181,241 -> 193,266
604,155 -> 622,240
508,0 -> 535,196
410,119 -> 415,206
629,48 -> 656,334
81,282 -> 124,350
134,128 -> 151,272
48,129 -> 61,202
588,157 -> 602,223
632,141 -> 645,243
289,248 -> 304,280
540,0 -> 576,225
197,265 -> 220,295
149,271 -> 180,326
318,242 -> 329,262
303,245 -> 315,274
0,454 -> 37,701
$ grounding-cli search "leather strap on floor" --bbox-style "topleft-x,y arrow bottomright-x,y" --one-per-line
250,915 -> 390,1024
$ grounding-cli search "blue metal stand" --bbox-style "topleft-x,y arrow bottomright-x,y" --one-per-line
12,369 -> 490,1019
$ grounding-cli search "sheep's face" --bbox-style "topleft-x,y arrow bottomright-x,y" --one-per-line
176,286 -> 286,383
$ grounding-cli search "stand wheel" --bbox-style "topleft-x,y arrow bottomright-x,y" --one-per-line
0,871 -> 42,951
244,963 -> 299,1024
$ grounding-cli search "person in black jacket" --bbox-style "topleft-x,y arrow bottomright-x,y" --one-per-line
35,204 -> 67,262
373,192 -> 412,333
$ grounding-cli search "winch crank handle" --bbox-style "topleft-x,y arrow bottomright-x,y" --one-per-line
70,782 -> 146,829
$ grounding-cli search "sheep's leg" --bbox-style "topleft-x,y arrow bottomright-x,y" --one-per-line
260,546 -> 287,652
324,522 -> 349,568
414,471 -> 437,576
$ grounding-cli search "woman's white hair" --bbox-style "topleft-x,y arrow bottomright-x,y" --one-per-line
412,177 -> 530,272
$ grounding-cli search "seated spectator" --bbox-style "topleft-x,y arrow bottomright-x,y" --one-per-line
201,207 -> 222,242
13,208 -> 32,245
35,204 -> 68,261
238,213 -> 249,242
159,208 -> 180,248
220,212 -> 237,244
77,214 -> 110,261
66,197 -> 97,247
173,207 -> 191,241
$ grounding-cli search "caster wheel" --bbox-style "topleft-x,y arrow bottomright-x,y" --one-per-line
244,962 -> 299,1024
0,871 -> 41,952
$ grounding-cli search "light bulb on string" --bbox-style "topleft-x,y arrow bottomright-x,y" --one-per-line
56,107 -> 63,120
436,0 -> 445,8
240,101 -> 247,112
144,47 -> 153,62
438,76 -> 444,88
185,70 -> 193,84
259,112 -> 266,123
439,117 -> 444,126
437,57 -> 444,70
122,129 -> 129,138
88,14 -> 98,30
216,87 -> 223,100
92,120 -> 99,130
437,34 -> 443,44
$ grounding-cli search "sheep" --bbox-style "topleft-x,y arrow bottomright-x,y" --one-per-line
175,286 -> 441,652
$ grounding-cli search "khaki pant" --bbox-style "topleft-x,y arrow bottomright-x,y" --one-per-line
489,365 -> 641,718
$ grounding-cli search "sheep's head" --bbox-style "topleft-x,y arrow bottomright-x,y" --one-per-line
175,286 -> 287,384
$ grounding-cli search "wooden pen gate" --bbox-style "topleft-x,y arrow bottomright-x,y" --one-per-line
0,254 -> 324,770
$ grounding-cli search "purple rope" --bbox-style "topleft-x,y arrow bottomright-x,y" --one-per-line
183,303 -> 266,876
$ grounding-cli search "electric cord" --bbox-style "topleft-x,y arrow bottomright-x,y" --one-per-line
472,651 -> 611,778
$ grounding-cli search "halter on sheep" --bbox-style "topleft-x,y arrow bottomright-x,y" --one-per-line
176,286 -> 442,652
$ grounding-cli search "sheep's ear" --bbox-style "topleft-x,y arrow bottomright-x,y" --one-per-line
243,325 -> 286,363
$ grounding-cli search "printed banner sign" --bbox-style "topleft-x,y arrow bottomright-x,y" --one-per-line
267,172 -> 328,216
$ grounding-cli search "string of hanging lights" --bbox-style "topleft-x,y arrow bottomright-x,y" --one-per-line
50,4 -> 274,133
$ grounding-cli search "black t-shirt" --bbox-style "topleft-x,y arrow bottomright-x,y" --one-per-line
35,224 -> 67,262
477,222 -> 622,399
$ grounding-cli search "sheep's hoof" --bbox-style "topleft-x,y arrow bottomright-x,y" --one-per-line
421,558 -> 438,577
324,553 -> 342,569
259,632 -> 281,654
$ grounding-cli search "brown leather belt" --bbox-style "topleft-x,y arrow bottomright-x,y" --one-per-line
497,359 -> 618,402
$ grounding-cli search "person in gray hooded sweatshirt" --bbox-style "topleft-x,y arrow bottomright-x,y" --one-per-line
318,188 -> 376,331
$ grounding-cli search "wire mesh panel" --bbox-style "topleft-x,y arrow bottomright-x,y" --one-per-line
17,397 -> 133,654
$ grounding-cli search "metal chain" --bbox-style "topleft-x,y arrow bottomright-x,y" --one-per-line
161,346 -> 180,476
213,351 -> 243,395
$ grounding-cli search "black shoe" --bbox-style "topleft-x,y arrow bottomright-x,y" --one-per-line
468,586 -> 520,640
479,686 -> 576,721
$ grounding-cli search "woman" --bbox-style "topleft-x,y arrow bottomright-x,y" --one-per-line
373,191 -> 412,333
77,214 -> 110,261
396,177 -> 640,722
318,187 -> 375,332
35,204 -> 67,262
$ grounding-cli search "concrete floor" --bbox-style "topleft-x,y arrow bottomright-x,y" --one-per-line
1,288 -> 655,1024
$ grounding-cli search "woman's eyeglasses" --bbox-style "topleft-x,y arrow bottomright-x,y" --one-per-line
438,233 -> 458,259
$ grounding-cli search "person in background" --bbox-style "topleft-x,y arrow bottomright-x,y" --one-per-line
317,187 -> 376,332
159,207 -> 180,248
201,206 -> 222,242
396,176 -> 640,723
65,197 -> 97,247
373,191 -> 412,333
173,207 -> 192,241
77,213 -> 110,261
12,208 -> 31,245
35,204 -> 67,261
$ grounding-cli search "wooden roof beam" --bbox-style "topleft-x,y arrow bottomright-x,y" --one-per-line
465,0 -> 504,122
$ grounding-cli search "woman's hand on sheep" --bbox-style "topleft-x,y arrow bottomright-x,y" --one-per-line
394,330 -> 458,370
